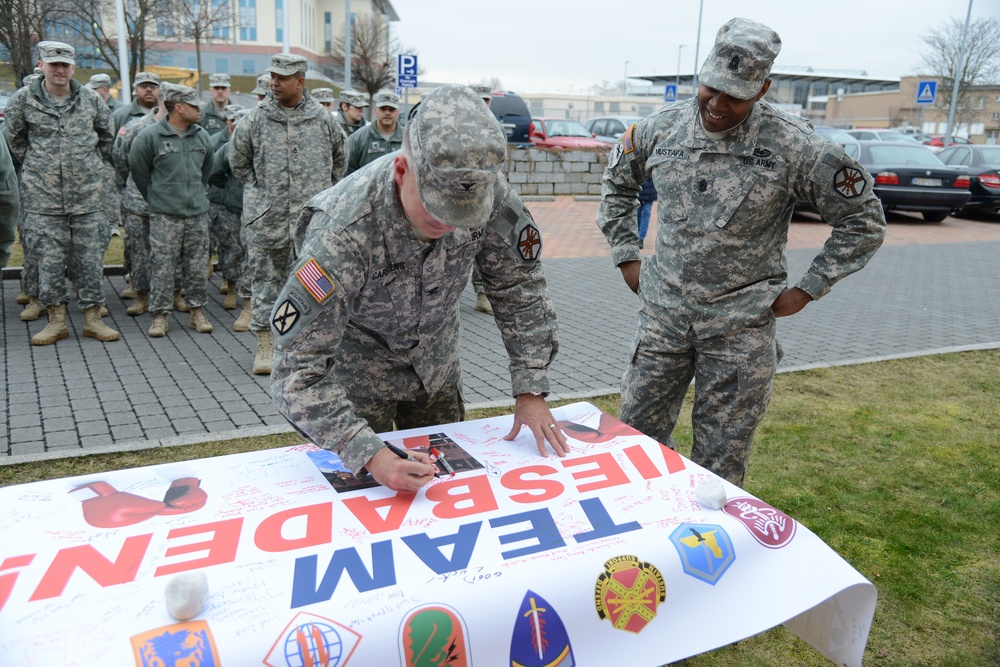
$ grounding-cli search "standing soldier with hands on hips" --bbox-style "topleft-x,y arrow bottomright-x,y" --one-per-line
597,18 -> 886,486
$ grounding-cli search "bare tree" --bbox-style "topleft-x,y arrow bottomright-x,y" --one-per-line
0,0 -> 52,85
917,17 -> 1000,128
49,0 -> 165,83
160,0 -> 232,90
329,12 -> 417,114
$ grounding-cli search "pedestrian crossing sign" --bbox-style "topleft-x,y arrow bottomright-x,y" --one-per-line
664,85 -> 677,103
916,81 -> 937,105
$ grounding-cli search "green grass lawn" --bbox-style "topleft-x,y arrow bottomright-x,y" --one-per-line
1,351 -> 997,666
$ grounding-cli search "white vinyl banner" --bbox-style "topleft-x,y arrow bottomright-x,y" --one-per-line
0,402 -> 876,666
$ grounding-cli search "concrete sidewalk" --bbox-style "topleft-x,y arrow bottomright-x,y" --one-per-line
3,198 -> 1000,463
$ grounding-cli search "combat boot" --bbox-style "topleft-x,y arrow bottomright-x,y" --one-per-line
219,280 -> 229,294
474,293 -> 494,315
173,290 -> 189,312
148,314 -> 168,338
233,298 -> 251,332
83,305 -> 120,342
189,307 -> 213,333
253,329 -> 273,375
223,287 -> 238,310
126,292 -> 148,316
20,297 -> 44,321
31,304 -> 69,346
121,275 -> 136,299
16,292 -> 30,305
99,305 -> 109,317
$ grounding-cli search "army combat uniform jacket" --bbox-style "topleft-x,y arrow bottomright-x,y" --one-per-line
271,158 -> 559,474
335,109 -> 366,137
229,96 -> 347,249
199,104 -> 229,136
4,78 -> 114,215
112,113 -> 158,215
111,99 -> 153,132
0,133 -> 19,267
597,99 -> 886,336
345,121 -> 404,175
129,117 -> 214,216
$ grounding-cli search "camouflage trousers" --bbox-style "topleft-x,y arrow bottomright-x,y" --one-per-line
620,308 -> 778,487
122,209 -> 151,292
209,204 -> 244,284
16,209 -> 39,298
470,265 -> 485,295
148,212 -> 210,315
352,384 -> 465,434
237,224 -> 251,300
27,211 -> 107,309
247,241 -> 294,331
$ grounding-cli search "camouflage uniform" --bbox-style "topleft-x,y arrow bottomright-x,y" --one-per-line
5,76 -> 114,310
112,112 -> 159,293
345,113 -> 404,175
129,111 -> 214,316
229,79 -> 347,332
596,18 -> 886,486
0,131 -> 18,268
271,84 -> 559,475
207,112 -> 245,288
111,72 -> 160,131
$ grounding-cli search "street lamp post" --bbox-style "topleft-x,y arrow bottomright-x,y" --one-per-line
624,60 -> 630,96
692,0 -> 704,92
676,44 -> 686,99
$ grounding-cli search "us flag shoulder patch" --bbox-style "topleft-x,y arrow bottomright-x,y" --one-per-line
118,126 -> 129,136
296,258 -> 335,303
622,124 -> 635,154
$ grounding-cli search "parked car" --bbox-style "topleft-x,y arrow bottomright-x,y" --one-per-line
937,144 -> 1000,213
529,118 -> 614,149
584,116 -> 642,144
846,129 -> 921,143
923,135 -> 972,151
855,140 -> 971,222
813,126 -> 856,143
488,91 -> 532,146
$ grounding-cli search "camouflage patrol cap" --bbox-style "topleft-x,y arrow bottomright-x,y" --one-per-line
224,103 -> 246,120
311,87 -> 336,103
87,73 -> 113,89
233,108 -> 251,124
133,71 -> 161,87
209,73 -> 231,88
37,41 -> 75,65
339,90 -> 369,108
470,84 -> 492,102
267,53 -> 307,77
699,17 -> 781,100
403,84 -> 506,229
164,84 -> 203,107
252,74 -> 270,95
373,90 -> 400,109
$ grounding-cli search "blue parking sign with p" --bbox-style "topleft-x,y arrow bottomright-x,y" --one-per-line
916,80 -> 936,105
397,54 -> 418,88
664,85 -> 677,102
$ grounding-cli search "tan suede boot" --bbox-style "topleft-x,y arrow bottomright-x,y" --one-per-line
219,280 -> 229,294
31,304 -> 69,346
16,292 -> 30,305
189,307 -> 213,333
126,292 -> 148,316
474,292 -> 494,315
233,298 -> 251,332
253,329 -> 273,375
83,305 -> 120,341
121,275 -> 137,300
20,297 -> 44,321
148,313 -> 169,338
173,290 -> 189,312
223,288 -> 238,310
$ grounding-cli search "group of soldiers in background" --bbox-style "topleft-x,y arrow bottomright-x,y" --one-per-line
2,42 -> 462,376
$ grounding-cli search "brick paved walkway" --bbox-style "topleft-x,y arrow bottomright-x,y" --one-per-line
2,198 -> 999,462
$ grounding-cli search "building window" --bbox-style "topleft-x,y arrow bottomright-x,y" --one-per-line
243,59 -> 255,74
276,0 -> 283,42
324,12 -> 331,52
215,57 -> 229,73
240,0 -> 256,41
156,16 -> 175,37
188,56 -> 198,70
212,0 -> 229,39
993,112 -> 1000,121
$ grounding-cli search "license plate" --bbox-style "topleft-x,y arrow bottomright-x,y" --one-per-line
912,177 -> 941,186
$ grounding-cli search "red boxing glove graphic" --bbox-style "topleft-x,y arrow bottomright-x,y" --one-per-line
71,478 -> 208,528
159,477 -> 208,515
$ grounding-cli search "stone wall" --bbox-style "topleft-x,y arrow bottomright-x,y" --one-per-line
504,147 -> 610,197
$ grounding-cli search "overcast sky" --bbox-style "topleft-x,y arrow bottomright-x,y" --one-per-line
390,0 -> 997,93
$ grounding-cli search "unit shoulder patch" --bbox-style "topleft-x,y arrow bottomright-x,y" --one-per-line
833,166 -> 866,199
517,224 -> 542,261
271,299 -> 300,336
